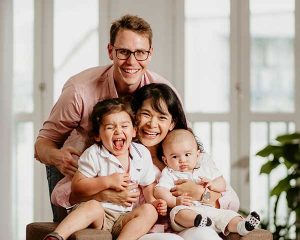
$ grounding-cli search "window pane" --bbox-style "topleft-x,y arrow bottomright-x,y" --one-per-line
193,122 -> 230,181
13,0 -> 34,113
14,122 -> 34,239
54,0 -> 99,102
250,121 -> 294,227
193,122 -> 211,153
250,122 -> 270,224
250,0 -> 294,112
212,122 -> 230,181
185,0 -> 230,113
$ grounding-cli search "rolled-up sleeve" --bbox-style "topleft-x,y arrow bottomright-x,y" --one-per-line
37,82 -> 83,146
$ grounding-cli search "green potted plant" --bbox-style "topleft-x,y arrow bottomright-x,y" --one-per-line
256,132 -> 300,240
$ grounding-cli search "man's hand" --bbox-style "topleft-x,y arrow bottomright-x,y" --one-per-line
52,146 -> 80,177
109,173 -> 130,191
152,199 -> 167,216
176,193 -> 193,206
35,138 -> 80,177
97,183 -> 140,207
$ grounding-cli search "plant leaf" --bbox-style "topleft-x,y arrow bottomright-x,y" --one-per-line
260,159 -> 280,174
283,143 -> 300,164
256,145 -> 283,157
276,132 -> 300,144
270,177 -> 291,196
286,187 -> 300,209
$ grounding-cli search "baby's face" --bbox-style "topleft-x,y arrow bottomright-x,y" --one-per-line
162,130 -> 199,172
95,111 -> 136,157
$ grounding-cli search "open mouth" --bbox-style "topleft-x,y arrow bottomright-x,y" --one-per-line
122,68 -> 139,74
113,138 -> 125,150
143,130 -> 159,138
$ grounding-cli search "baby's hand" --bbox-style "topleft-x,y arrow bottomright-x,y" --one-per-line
198,177 -> 212,189
152,199 -> 167,216
109,173 -> 130,191
176,193 -> 192,206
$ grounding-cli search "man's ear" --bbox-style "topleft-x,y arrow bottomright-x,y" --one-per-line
107,44 -> 113,60
148,47 -> 153,61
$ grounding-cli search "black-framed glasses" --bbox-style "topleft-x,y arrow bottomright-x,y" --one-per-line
114,47 -> 151,61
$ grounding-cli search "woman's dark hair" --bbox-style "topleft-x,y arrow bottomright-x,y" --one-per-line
90,96 -> 134,140
132,83 -> 188,129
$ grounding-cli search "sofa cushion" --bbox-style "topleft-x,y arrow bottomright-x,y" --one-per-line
27,222 -> 272,240
26,222 -> 112,240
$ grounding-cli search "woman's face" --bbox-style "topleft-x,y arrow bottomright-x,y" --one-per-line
136,98 -> 175,148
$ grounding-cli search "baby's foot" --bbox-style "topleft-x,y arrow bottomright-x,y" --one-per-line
237,211 -> 260,235
194,214 -> 212,227
245,211 -> 260,231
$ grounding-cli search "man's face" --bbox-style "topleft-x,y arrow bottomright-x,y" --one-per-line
108,29 -> 153,94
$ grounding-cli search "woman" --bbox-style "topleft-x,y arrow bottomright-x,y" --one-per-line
131,83 -> 230,240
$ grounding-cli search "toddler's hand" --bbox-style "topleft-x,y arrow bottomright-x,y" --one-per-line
109,173 -> 130,191
176,193 -> 192,206
152,199 -> 167,216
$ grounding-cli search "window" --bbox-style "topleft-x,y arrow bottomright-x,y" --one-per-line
185,0 -> 298,231
12,0 -> 34,238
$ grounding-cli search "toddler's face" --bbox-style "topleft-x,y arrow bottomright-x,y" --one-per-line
95,111 -> 136,157
162,131 -> 199,172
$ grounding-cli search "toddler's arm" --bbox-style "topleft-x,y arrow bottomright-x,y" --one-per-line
142,183 -> 167,216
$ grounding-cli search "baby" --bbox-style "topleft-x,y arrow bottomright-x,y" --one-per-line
154,129 -> 260,236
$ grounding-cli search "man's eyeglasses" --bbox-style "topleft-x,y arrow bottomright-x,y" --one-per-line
114,47 -> 151,61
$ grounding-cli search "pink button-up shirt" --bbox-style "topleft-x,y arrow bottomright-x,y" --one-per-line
36,64 -> 172,157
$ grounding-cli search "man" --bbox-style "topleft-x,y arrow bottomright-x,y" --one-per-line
35,14 -> 173,222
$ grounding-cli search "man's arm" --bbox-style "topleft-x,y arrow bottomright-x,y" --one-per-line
35,138 -> 79,177
71,171 -> 130,197
69,183 -> 140,207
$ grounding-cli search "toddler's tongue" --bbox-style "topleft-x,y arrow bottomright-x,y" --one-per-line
114,139 -> 124,150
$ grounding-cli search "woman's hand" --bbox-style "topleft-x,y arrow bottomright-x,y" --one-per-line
152,199 -> 167,216
171,179 -> 204,201
176,193 -> 192,206
171,179 -> 222,208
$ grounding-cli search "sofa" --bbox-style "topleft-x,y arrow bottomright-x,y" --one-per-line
26,222 -> 272,240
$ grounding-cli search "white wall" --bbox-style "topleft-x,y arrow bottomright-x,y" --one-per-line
0,0 -> 14,239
